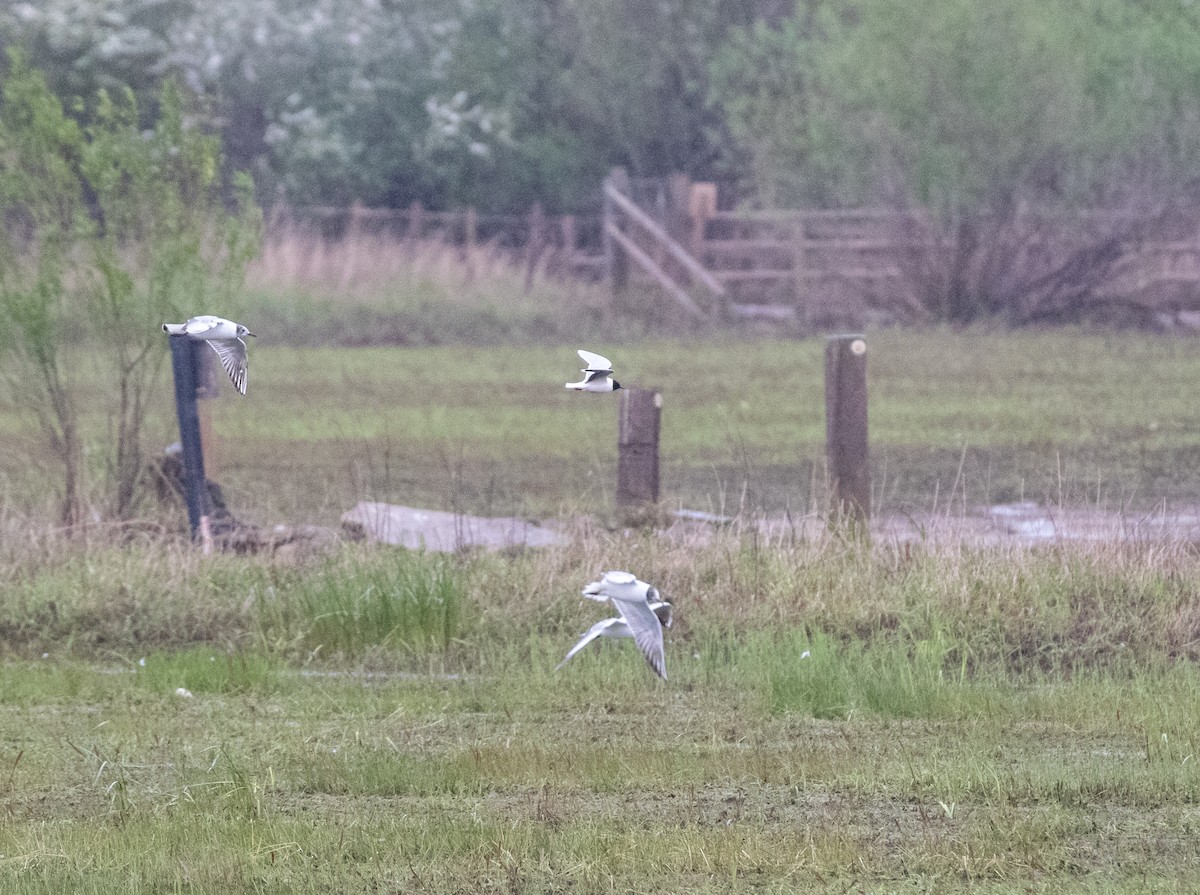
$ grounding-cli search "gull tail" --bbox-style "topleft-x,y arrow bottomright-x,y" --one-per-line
581,581 -> 608,601
162,323 -> 187,335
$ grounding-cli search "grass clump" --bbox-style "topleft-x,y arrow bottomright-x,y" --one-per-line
133,648 -> 283,695
288,551 -> 466,659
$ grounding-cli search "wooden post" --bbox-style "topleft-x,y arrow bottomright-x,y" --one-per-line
168,335 -> 213,551
825,334 -> 869,529
604,167 -> 631,294
347,200 -> 365,238
793,213 -> 808,321
665,172 -> 691,245
464,207 -> 478,253
687,183 -> 717,259
559,214 -> 577,254
525,201 -> 546,293
617,388 -> 662,505
407,200 -> 423,241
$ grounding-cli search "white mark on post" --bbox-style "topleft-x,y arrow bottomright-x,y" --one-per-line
850,339 -> 866,355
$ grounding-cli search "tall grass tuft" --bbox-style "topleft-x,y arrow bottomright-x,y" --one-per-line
244,232 -> 632,347
291,551 -> 466,658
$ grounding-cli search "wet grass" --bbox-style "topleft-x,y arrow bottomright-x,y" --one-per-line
5,328 -> 1200,524
185,327 -> 1200,524
3,530 -> 1200,891
2,641 -> 1199,892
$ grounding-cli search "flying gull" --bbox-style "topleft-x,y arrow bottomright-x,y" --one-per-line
561,571 -> 669,679
565,349 -> 622,392
163,315 -> 256,395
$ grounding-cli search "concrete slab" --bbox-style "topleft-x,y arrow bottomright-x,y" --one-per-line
341,501 -> 569,552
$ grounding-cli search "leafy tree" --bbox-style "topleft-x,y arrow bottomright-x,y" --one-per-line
710,0 -> 1200,320
0,51 -> 89,524
437,0 -> 754,211
0,0 -> 184,105
0,0 -> 767,212
0,52 -> 260,524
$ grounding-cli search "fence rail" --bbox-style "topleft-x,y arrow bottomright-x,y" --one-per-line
272,184 -> 1200,322
267,201 -> 607,282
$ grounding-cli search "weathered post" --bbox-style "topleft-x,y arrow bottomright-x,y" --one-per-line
825,334 -> 869,530
525,201 -> 546,293
664,172 -> 692,245
687,183 -> 717,258
406,200 -> 423,241
792,213 -> 809,321
559,214 -> 577,263
464,207 -> 478,253
617,388 -> 662,505
603,167 -> 631,295
168,335 -> 214,550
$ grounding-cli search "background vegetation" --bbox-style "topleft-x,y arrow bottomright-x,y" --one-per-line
4,0 -> 1199,219
0,52 -> 260,524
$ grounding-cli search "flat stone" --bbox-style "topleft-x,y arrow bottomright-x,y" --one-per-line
341,501 -> 568,552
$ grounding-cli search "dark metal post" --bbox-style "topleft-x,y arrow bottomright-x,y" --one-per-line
617,388 -> 662,505
169,335 -> 211,546
825,334 -> 870,529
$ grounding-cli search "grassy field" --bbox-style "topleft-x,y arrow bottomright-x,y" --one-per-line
5,252 -> 1200,891
6,327 -> 1200,526
2,534 -> 1200,892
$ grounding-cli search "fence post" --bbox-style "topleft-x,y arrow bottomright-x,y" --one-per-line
793,213 -> 809,321
604,167 -> 631,295
687,183 -> 717,258
168,335 -> 214,551
525,201 -> 546,293
665,172 -> 691,245
825,334 -> 869,531
617,388 -> 662,505
347,200 -> 365,238
464,207 -> 478,253
407,200 -> 423,241
560,214 -> 577,254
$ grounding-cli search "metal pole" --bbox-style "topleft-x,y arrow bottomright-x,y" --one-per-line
168,335 -> 211,548
825,334 -> 870,530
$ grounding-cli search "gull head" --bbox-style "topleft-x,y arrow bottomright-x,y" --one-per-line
237,324 -> 256,338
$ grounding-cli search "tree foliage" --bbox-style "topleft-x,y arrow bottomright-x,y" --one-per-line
710,0 -> 1200,213
0,50 -> 260,524
1,0 -> 759,211
6,1 -> 1200,320
710,0 -> 1200,320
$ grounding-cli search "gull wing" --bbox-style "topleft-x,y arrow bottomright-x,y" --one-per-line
208,338 -> 248,395
577,349 -> 613,373
602,571 -> 637,586
184,316 -> 223,336
581,579 -> 609,600
555,617 -> 626,670
649,601 -> 673,629
611,596 -> 667,680
582,571 -> 645,602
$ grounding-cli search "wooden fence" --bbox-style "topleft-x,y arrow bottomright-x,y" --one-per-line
274,181 -> 1200,322
267,201 -> 607,282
